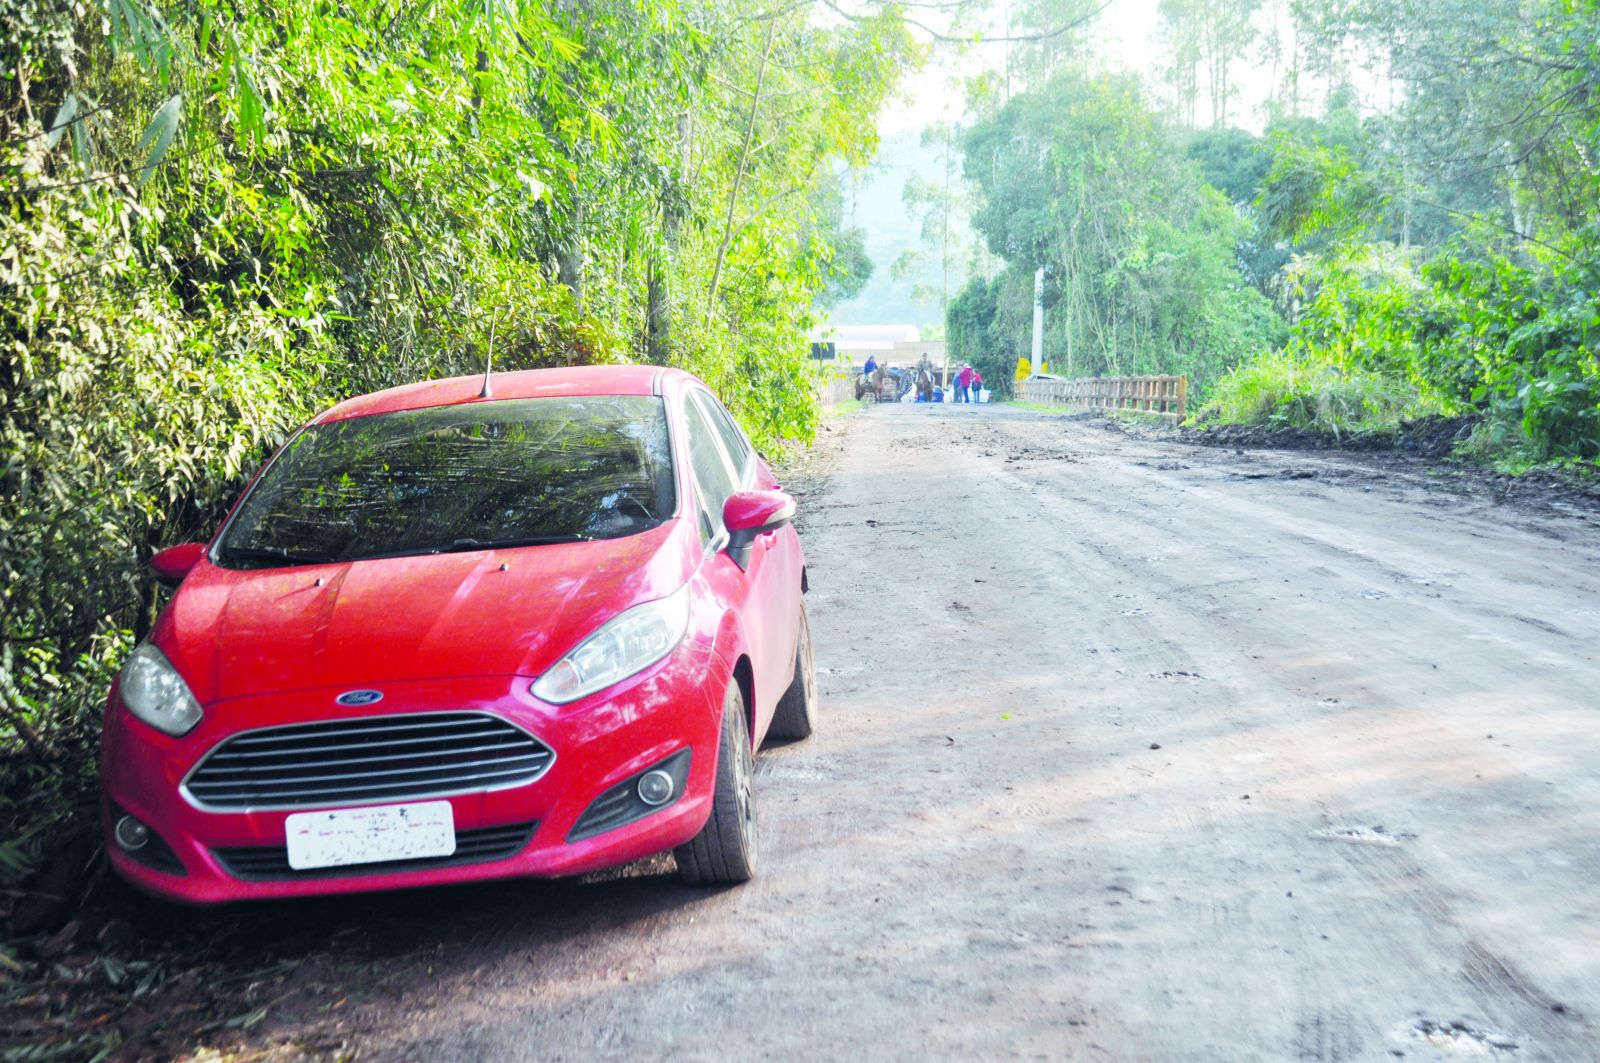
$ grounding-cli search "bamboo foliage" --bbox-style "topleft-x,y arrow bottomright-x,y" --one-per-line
0,0 -> 915,838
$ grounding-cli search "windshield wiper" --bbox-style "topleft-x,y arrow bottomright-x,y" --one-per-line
217,545 -> 338,567
327,536 -> 592,563
429,535 -> 591,553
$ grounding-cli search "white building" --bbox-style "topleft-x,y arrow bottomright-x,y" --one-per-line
809,324 -> 947,373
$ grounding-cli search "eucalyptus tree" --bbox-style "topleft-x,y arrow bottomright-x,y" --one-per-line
1001,0 -> 1104,92
1301,0 -> 1597,240
1157,0 -> 1262,128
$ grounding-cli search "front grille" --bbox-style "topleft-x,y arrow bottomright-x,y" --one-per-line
184,711 -> 554,810
213,821 -> 538,881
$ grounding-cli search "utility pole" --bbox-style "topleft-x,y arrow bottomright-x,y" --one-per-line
1003,0 -> 1011,101
939,128 -> 949,390
1030,266 -> 1044,376
938,113 -> 954,390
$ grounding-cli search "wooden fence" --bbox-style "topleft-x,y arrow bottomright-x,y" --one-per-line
1018,374 -> 1187,423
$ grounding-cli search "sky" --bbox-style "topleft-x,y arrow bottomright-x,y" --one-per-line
877,0 -> 1172,139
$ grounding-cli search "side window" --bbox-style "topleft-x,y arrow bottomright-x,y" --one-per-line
683,396 -> 740,545
693,391 -> 753,486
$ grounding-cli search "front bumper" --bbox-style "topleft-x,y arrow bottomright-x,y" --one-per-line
100,644 -> 728,904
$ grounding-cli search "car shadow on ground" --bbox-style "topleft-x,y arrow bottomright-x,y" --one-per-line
128,856 -> 709,958
54,858 -> 725,1058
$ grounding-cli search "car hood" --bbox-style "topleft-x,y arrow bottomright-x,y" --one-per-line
153,520 -> 700,705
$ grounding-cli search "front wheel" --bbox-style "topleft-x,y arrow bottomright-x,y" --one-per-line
675,683 -> 757,884
768,603 -> 816,741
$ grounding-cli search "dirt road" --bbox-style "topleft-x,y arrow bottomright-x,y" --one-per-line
108,402 -> 1600,1061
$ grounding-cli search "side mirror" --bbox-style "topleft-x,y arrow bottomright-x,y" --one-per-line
722,490 -> 795,572
150,543 -> 206,589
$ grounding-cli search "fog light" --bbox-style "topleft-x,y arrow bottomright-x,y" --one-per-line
115,815 -> 151,852
637,769 -> 675,807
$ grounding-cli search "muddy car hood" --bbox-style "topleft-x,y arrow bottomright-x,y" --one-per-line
150,520 -> 698,705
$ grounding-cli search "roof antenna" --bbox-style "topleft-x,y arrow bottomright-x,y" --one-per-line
479,312 -> 499,399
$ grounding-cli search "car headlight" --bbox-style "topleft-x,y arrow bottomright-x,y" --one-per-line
118,644 -> 203,736
532,585 -> 690,705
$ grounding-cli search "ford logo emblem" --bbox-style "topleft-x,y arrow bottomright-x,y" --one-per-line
336,689 -> 384,707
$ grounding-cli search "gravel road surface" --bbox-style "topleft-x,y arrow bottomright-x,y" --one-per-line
168,402 -> 1600,1061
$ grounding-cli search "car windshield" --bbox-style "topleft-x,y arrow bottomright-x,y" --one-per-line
215,396 -> 675,568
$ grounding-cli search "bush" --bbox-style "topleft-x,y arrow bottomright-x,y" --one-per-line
1200,351 -> 1436,435
1228,238 -> 1600,461
1423,245 -> 1600,461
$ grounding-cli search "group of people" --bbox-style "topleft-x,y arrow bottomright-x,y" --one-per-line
952,363 -> 985,403
856,356 -> 987,404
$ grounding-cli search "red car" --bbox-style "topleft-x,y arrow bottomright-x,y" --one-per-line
100,365 -> 816,904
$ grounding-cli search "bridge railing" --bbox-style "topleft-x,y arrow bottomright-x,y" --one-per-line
1018,374 -> 1187,423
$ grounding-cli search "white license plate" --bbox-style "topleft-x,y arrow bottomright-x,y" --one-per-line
284,800 -> 456,871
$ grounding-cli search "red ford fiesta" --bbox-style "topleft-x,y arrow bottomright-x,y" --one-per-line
100,365 -> 816,904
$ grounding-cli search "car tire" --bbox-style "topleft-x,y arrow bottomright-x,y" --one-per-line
675,682 -> 757,885
768,603 -> 816,741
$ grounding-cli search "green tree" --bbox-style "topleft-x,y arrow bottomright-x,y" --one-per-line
962,70 -> 1282,393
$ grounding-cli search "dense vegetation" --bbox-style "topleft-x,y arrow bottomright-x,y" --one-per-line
946,0 -> 1599,463
951,69 -> 1285,399
0,0 -> 913,885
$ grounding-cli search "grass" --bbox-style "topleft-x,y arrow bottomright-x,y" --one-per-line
1196,352 -> 1441,435
1198,354 -> 1600,476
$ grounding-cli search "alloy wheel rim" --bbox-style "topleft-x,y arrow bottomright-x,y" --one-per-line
799,615 -> 816,710
735,729 -> 756,861
803,635 -> 816,709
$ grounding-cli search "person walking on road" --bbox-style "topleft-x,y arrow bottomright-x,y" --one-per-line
956,363 -> 972,403
970,367 -> 984,403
